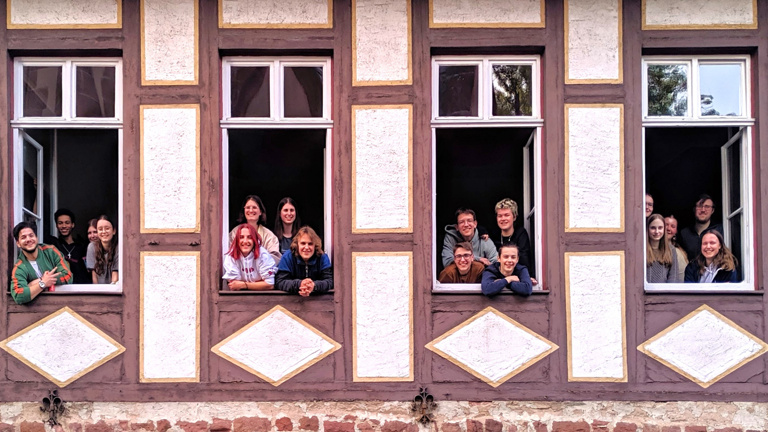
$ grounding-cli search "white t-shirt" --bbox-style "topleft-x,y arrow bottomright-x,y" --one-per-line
29,261 -> 42,278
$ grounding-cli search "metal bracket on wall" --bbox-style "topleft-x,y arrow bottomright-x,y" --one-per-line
411,387 -> 436,426
40,390 -> 65,426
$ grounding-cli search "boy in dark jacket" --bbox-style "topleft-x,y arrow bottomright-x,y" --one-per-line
481,243 -> 532,297
276,226 -> 332,296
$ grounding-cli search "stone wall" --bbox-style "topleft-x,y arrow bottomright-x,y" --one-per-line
2,401 -> 766,432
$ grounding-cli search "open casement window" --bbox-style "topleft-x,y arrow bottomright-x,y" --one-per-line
431,56 -> 544,293
12,58 -> 122,294
643,55 -> 754,292
220,57 -> 333,293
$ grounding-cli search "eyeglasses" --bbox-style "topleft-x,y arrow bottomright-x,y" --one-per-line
457,219 -> 475,226
696,204 -> 714,210
454,253 -> 473,261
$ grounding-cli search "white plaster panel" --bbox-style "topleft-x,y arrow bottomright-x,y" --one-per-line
566,0 -> 620,82
218,309 -> 336,382
9,0 -> 118,26
142,254 -> 199,380
142,107 -> 199,231
567,106 -> 623,230
431,0 -> 541,26
354,0 -> 410,84
143,0 -> 197,83
4,311 -> 121,384
354,254 -> 412,379
567,254 -> 625,380
643,309 -> 765,384
220,0 -> 329,26
431,311 -> 554,383
354,107 -> 411,231
644,0 -> 754,27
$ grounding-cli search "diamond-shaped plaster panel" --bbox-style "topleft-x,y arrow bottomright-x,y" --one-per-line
0,307 -> 125,387
638,305 -> 768,388
426,307 -> 558,387
212,305 -> 341,386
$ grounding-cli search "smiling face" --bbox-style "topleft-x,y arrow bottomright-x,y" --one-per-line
695,198 -> 715,224
88,225 -> 99,243
237,228 -> 255,256
701,232 -> 721,264
456,212 -> 477,240
16,228 -> 38,254
499,245 -> 520,276
297,234 -> 315,261
453,246 -> 474,275
281,203 -> 296,225
645,194 -> 654,218
244,199 -> 262,225
496,208 -> 515,232
664,216 -> 678,240
97,219 -> 115,246
648,218 -> 665,243
56,215 -> 74,238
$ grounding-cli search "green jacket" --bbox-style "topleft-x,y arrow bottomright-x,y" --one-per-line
10,244 -> 73,304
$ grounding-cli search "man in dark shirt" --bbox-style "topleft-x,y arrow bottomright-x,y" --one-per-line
48,209 -> 90,284
678,194 -> 724,261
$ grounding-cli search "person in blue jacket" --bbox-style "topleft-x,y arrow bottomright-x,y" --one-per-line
276,226 -> 333,296
481,242 -> 532,297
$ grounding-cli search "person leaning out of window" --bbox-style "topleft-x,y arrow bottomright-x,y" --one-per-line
480,242 -> 532,297
223,223 -> 277,291
275,226 -> 332,296
684,229 -> 738,283
10,221 -> 73,304
438,242 -> 484,284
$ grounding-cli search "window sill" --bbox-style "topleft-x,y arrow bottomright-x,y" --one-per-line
432,283 -> 548,294
645,289 -> 763,295
219,289 -> 334,295
645,282 -> 758,293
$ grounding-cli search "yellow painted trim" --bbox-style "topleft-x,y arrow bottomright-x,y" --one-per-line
641,0 -> 757,30
564,103 -> 625,233
7,0 -> 122,29
352,252 -> 414,382
351,105 -> 413,234
139,104 -> 201,234
139,251 -> 201,383
426,306 -> 558,388
564,0 -> 623,85
141,0 -> 200,86
218,0 -> 333,28
637,304 -> 768,388
564,251 -> 627,382
352,0 -> 413,86
428,0 -> 545,28
0,307 -> 126,388
211,305 -> 342,386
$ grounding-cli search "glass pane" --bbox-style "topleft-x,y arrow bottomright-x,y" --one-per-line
284,66 -> 323,118
438,65 -> 478,117
492,64 -> 532,116
647,64 -> 688,116
76,66 -> 116,117
727,141 -> 741,211
23,140 -> 39,213
23,66 -> 62,117
729,213 -> 743,282
230,66 -> 270,117
700,63 -> 742,116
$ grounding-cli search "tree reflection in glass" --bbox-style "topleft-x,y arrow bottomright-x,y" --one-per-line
491,65 -> 532,116
647,64 -> 688,116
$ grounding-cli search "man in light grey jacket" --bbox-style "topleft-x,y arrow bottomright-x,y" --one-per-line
442,208 -> 498,268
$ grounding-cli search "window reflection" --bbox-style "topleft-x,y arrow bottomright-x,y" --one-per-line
438,65 -> 478,117
23,66 -> 62,117
647,64 -> 688,116
699,64 -> 742,117
491,65 -> 532,116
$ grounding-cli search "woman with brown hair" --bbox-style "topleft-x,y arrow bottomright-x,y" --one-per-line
86,215 -> 119,284
646,214 -> 680,283
684,229 -> 739,283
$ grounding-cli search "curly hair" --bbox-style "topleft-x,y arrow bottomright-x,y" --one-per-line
290,226 -> 324,258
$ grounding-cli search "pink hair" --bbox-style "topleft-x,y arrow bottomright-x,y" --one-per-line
227,223 -> 262,260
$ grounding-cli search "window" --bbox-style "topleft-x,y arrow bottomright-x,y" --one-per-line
221,57 -> 332,291
642,55 -> 754,291
12,58 -> 123,293
431,56 -> 543,293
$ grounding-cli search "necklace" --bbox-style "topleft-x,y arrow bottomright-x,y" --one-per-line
60,242 -> 76,260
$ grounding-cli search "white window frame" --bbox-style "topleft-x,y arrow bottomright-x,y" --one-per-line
221,57 -> 333,265
642,54 -> 755,292
12,57 -> 123,294
431,55 -> 544,293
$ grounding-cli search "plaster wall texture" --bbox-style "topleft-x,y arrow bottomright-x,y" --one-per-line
431,0 -> 542,26
353,107 -> 411,231
141,106 -> 199,231
2,401 -> 768,430
644,0 -> 755,27
220,0 -> 330,26
566,253 -> 625,381
8,0 -> 118,26
566,0 -> 620,82
353,254 -> 412,380
142,0 -> 197,83
141,254 -> 199,381
566,105 -> 623,230
354,0 -> 410,84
